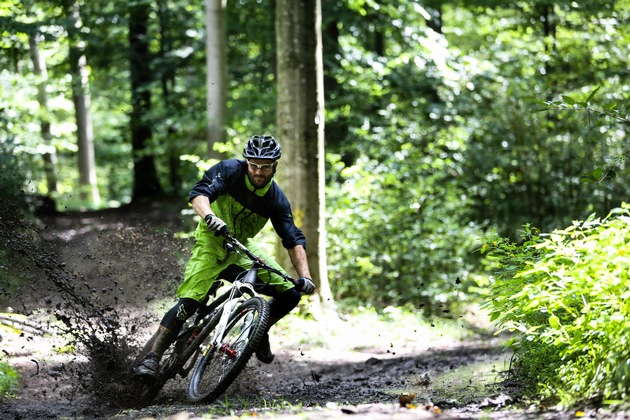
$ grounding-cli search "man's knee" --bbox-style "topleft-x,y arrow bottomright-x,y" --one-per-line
160,298 -> 200,331
268,287 -> 301,319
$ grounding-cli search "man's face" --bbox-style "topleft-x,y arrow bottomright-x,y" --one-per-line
246,158 -> 277,188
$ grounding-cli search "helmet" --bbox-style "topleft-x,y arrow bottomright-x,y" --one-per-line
243,135 -> 282,160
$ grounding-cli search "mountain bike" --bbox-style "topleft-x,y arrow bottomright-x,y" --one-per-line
132,232 -> 298,405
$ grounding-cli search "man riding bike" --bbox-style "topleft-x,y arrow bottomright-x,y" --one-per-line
135,135 -> 316,378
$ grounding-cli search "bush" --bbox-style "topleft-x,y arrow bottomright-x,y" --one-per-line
326,151 -> 482,314
482,204 -> 630,407
0,357 -> 19,398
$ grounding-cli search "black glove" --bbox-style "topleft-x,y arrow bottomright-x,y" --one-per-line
296,277 -> 316,294
204,214 -> 229,236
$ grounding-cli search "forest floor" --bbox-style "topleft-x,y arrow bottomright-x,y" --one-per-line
0,204 -> 626,419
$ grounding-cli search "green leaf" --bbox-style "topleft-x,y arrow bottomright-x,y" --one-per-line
549,314 -> 561,329
562,95 -> 576,105
585,86 -> 600,103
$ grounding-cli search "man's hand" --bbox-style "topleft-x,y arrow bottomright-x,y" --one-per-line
205,214 -> 228,235
296,277 -> 316,294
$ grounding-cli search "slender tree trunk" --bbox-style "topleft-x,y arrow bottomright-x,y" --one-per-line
205,0 -> 228,159
28,33 -> 58,196
67,1 -> 101,206
157,0 -> 181,193
275,0 -> 333,308
129,1 -> 162,200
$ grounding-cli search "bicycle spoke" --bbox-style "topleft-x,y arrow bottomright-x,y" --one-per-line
187,297 -> 269,403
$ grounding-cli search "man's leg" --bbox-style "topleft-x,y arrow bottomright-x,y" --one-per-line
135,298 -> 200,378
136,224 -> 229,377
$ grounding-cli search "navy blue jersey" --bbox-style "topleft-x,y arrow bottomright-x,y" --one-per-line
189,159 -> 306,249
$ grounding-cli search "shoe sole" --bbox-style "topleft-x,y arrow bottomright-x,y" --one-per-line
134,367 -> 160,378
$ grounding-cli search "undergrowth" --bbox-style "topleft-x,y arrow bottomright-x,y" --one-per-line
0,356 -> 19,398
482,204 -> 630,408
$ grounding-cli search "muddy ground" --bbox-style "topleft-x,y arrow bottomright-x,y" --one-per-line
0,205 -> 625,419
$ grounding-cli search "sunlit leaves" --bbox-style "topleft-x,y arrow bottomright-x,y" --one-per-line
482,204 -> 630,406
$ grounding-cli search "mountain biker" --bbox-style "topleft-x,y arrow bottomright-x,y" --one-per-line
135,135 -> 316,378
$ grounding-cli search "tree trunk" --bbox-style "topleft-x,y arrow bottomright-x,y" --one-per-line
157,0 -> 181,194
28,33 -> 58,196
67,1 -> 101,206
275,0 -> 334,308
205,0 -> 228,159
129,1 -> 162,201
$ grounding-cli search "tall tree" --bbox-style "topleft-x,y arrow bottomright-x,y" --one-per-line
275,0 -> 333,306
28,31 -> 59,196
205,0 -> 228,159
129,0 -> 162,200
66,1 -> 100,206
156,0 -> 181,193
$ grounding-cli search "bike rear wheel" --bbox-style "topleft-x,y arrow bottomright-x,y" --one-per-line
187,296 -> 270,403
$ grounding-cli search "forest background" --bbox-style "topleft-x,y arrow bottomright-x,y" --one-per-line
1,0 -> 629,410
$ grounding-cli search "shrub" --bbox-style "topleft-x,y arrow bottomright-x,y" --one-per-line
0,357 -> 19,398
482,204 -> 630,407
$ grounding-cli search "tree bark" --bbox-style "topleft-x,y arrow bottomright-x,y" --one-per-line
275,0 -> 334,308
67,1 -> 101,206
205,0 -> 228,159
28,33 -> 59,196
129,1 -> 162,201
157,0 -> 181,193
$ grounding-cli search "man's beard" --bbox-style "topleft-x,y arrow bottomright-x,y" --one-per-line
249,173 -> 271,188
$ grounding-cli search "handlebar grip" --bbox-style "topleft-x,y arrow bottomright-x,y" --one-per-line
216,225 -> 230,237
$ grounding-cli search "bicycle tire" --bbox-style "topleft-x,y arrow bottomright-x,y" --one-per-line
187,296 -> 270,403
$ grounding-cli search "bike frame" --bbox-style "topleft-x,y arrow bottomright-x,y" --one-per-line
197,233 -> 296,360
204,279 -> 255,357
134,232 -> 298,406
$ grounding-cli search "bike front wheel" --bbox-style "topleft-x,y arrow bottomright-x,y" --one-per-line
187,296 -> 270,403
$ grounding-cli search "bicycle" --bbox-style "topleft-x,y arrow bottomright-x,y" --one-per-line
132,231 -> 299,405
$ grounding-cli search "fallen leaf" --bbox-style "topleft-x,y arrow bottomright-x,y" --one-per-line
398,392 -> 416,407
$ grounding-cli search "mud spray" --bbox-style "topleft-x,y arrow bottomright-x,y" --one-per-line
0,201 -> 186,411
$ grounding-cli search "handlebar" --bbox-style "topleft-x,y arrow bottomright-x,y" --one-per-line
221,231 -> 298,286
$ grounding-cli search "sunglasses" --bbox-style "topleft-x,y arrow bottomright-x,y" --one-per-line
247,160 -> 276,172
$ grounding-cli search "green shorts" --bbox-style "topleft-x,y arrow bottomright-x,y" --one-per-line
177,222 -> 295,302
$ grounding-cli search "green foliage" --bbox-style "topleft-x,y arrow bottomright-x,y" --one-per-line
447,2 -> 630,237
322,1 -> 487,313
534,86 -> 630,185
326,141 -> 483,313
482,205 -> 630,407
0,357 -> 19,399
1,0 -> 629,323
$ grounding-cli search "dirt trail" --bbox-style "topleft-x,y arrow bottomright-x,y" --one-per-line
0,205 -> 608,419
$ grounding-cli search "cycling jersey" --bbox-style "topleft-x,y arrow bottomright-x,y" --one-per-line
178,159 -> 305,302
189,159 -> 306,249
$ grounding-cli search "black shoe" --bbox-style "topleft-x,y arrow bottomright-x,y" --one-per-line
134,352 -> 160,378
256,333 -> 274,364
